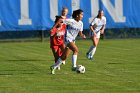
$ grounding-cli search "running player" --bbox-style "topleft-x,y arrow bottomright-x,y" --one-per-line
50,7 -> 68,70
50,9 -> 86,74
86,10 -> 106,60
61,7 -> 68,19
50,16 -> 66,67
60,7 -> 69,65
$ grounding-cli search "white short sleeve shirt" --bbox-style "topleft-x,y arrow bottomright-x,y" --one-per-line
63,19 -> 83,41
90,16 -> 106,32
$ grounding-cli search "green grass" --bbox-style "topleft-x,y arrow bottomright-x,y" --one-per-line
0,39 -> 140,93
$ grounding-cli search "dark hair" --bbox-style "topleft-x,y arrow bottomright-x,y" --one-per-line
72,9 -> 83,18
54,16 -> 62,23
97,10 -> 103,18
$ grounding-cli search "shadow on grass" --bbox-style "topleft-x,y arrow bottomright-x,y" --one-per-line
108,62 -> 123,64
0,69 -> 37,76
0,59 -> 53,76
6,59 -> 46,62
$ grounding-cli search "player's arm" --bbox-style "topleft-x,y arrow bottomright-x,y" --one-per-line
90,25 -> 96,36
100,24 -> 106,39
78,22 -> 86,39
50,19 -> 63,34
90,18 -> 97,36
79,31 -> 86,39
100,24 -> 105,34
50,28 -> 57,39
100,16 -> 106,34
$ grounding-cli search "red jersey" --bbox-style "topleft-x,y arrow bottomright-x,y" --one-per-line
50,24 -> 66,46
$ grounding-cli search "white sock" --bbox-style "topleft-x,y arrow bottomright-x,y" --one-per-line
90,47 -> 96,57
88,45 -> 94,53
53,58 -> 63,69
72,55 -> 77,67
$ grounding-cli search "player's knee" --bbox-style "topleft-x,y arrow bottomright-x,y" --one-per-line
73,48 -> 78,54
61,55 -> 66,60
93,41 -> 98,47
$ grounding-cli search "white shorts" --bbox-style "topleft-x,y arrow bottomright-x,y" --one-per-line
89,31 -> 101,38
65,37 -> 75,46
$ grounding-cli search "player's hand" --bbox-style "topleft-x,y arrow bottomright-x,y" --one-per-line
93,32 -> 97,37
50,28 -> 55,37
100,31 -> 104,34
82,34 -> 86,39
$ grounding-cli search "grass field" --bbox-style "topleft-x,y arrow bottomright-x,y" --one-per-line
0,39 -> 140,93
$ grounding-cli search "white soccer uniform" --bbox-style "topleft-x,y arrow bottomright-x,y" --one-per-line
63,19 -> 83,44
52,19 -> 83,71
90,16 -> 106,38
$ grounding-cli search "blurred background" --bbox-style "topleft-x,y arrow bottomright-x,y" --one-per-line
0,0 -> 140,41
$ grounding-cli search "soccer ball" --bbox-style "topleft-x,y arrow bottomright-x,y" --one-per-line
76,65 -> 85,74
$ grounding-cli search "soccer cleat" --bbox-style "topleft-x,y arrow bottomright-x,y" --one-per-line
86,53 -> 94,60
86,52 -> 91,59
89,56 -> 94,60
62,61 -> 65,65
50,66 -> 55,74
71,66 -> 77,71
57,66 -> 61,70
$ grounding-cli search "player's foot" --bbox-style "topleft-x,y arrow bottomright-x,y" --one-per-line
89,57 -> 93,60
89,56 -> 94,60
62,61 -> 65,65
57,66 -> 61,70
71,66 -> 77,71
50,66 -> 55,74
86,52 -> 91,59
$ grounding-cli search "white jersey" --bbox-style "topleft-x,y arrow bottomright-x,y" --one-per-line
63,19 -> 83,42
90,16 -> 106,33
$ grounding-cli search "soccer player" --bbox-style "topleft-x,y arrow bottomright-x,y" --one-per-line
60,7 -> 69,65
50,9 -> 86,74
61,7 -> 68,19
50,16 -> 66,68
86,10 -> 106,60
50,7 -> 68,70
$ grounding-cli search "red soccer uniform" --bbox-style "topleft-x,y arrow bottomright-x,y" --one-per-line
50,24 -> 66,55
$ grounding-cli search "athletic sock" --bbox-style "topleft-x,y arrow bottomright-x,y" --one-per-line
53,58 -> 63,70
87,45 -> 94,53
90,47 -> 96,57
72,55 -> 77,67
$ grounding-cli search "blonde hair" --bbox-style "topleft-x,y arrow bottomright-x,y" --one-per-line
62,7 -> 68,12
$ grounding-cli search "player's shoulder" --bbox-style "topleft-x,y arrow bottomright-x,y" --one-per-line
94,17 -> 99,20
91,17 -> 99,23
62,23 -> 66,28
102,16 -> 106,21
79,20 -> 83,24
65,18 -> 74,21
78,20 -> 83,27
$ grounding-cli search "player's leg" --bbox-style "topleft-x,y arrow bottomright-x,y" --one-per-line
51,46 -> 59,63
59,44 -> 66,65
86,33 -> 100,59
90,31 -> 101,59
60,46 -> 70,60
50,46 -> 70,74
89,36 -> 99,58
67,42 -> 78,70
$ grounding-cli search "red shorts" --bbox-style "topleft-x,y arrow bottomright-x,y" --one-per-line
50,42 -> 64,56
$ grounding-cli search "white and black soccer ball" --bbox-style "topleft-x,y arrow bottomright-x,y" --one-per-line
76,65 -> 85,74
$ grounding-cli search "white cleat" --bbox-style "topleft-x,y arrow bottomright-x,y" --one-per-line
57,66 -> 61,70
86,53 -> 90,59
86,53 -> 94,60
62,61 -> 65,65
